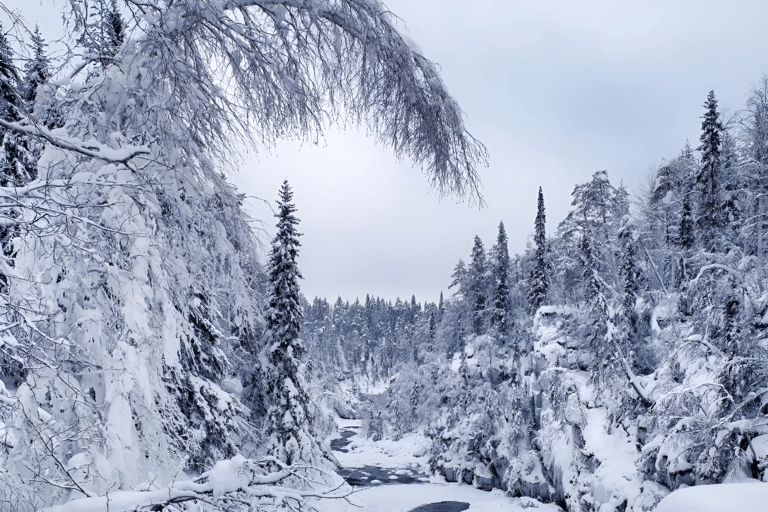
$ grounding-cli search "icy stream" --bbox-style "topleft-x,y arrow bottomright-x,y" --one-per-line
322,418 -> 563,512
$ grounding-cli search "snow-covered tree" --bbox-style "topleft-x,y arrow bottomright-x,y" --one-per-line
21,25 -> 50,107
0,25 -> 34,186
559,171 -> 624,288
618,217 -> 645,314
696,90 -> 723,250
75,0 -> 126,67
259,180 -> 314,465
490,221 -> 511,334
468,235 -> 488,334
527,186 -> 548,313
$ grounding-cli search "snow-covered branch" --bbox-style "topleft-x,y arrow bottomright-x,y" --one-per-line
45,455 -> 351,512
0,119 -> 150,164
691,263 -> 739,284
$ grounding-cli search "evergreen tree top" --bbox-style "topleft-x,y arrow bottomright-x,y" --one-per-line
23,25 -> 51,104
496,220 -> 509,246
470,235 -> 486,266
0,24 -> 19,83
699,90 -> 723,153
535,187 -> 546,246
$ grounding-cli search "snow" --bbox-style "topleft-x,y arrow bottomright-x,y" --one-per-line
581,405 -> 645,511
655,482 -> 768,512
314,482 -> 562,512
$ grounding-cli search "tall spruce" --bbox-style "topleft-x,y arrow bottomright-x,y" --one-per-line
696,90 -> 723,250
581,234 -> 601,302
528,186 -> 549,313
263,180 -> 310,463
491,221 -> 511,334
468,235 -> 488,335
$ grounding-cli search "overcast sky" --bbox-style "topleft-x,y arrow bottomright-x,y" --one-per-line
13,0 -> 768,305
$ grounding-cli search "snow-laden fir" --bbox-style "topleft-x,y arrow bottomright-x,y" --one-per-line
1,1 -> 768,512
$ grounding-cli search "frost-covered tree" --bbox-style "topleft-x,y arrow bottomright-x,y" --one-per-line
0,25 -> 34,186
260,180 -> 313,464
75,0 -> 126,67
104,0 -> 126,58
21,25 -> 50,107
559,171 -> 624,287
618,217 -> 645,314
490,221 -> 511,334
696,90 -> 723,250
468,235 -> 488,334
742,76 -> 768,165
527,187 -> 548,313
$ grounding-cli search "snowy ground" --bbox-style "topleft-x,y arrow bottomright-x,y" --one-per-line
654,481 -> 768,512
321,418 -> 563,512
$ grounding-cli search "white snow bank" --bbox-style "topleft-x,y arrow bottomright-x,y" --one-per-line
313,482 -> 563,512
655,482 -> 768,512
337,417 -> 362,430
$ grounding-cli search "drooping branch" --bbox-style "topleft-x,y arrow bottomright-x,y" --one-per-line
118,0 -> 487,202
0,119 -> 150,165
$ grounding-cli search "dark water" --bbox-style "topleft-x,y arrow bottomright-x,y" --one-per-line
331,425 -> 428,487
408,502 -> 470,512
330,429 -> 356,452
331,424 -> 470,512
337,464 -> 426,486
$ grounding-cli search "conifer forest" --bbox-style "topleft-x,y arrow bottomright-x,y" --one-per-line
0,1 -> 767,511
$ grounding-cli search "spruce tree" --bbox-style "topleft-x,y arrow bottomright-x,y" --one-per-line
696,90 -> 723,250
428,309 -> 436,341
581,234 -> 601,302
78,0 -> 126,66
468,235 -> 488,335
490,221 -> 511,334
449,259 -> 468,297
104,0 -> 126,58
263,180 -> 310,464
618,218 -> 645,314
0,25 -> 34,186
22,25 -> 50,107
528,186 -> 549,313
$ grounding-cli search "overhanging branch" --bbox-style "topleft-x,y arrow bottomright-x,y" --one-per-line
0,119 -> 150,165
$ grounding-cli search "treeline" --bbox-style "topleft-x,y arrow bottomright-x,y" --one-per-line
304,294 -> 439,383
